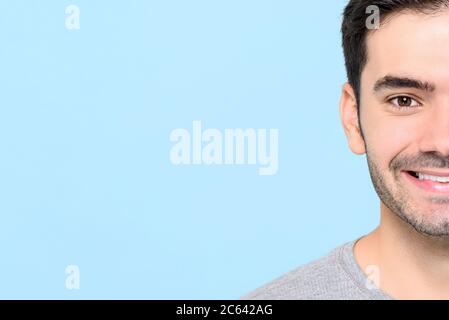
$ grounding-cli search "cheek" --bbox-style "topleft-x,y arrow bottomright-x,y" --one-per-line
362,109 -> 421,168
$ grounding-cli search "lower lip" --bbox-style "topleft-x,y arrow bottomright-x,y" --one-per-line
402,171 -> 449,194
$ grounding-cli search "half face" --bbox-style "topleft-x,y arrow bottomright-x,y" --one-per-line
344,10 -> 449,236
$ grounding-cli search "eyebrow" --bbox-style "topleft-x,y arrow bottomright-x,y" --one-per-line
373,75 -> 436,93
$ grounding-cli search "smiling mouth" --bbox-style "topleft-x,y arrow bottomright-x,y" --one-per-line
403,170 -> 449,194
406,171 -> 449,183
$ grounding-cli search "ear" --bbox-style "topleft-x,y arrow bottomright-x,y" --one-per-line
340,83 -> 366,155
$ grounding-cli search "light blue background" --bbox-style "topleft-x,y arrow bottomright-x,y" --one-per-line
0,0 -> 379,299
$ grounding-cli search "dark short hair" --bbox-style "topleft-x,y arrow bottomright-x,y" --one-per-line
341,0 -> 449,108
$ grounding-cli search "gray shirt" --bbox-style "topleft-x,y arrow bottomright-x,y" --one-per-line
242,240 -> 392,300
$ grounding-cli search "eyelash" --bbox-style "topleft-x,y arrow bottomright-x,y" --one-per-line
387,95 -> 422,110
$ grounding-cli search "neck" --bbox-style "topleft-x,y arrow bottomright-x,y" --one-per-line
354,202 -> 449,299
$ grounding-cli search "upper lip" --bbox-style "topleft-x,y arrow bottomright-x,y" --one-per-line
404,169 -> 449,177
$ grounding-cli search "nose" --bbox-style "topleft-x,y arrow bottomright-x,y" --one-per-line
419,103 -> 449,157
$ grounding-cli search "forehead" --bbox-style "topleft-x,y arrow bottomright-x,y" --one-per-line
363,10 -> 449,91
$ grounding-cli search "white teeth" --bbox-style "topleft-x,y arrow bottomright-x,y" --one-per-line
418,173 -> 449,183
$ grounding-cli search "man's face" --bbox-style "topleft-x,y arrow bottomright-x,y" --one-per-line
359,10 -> 449,236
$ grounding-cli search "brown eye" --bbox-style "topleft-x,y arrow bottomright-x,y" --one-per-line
390,96 -> 420,108
398,97 -> 412,106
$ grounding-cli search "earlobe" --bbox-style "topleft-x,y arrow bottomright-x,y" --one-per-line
340,83 -> 366,155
